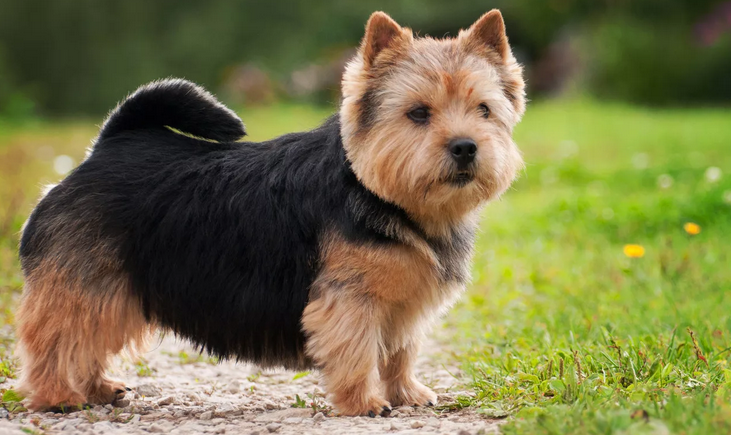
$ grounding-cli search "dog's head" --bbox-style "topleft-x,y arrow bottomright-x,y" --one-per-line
340,10 -> 525,236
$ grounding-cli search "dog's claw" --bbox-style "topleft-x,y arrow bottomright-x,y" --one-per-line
427,401 -> 434,407
125,387 -> 132,391
381,406 -> 392,417
367,410 -> 376,418
114,389 -> 125,395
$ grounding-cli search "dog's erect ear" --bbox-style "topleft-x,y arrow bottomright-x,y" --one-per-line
361,12 -> 410,67
460,10 -> 511,62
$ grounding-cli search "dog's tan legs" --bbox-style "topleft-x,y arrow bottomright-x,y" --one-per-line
380,340 -> 437,407
76,285 -> 148,405
15,340 -> 86,411
16,269 -> 147,410
302,292 -> 390,416
16,282 -> 87,410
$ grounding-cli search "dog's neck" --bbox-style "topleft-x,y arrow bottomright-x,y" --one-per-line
410,206 -> 482,241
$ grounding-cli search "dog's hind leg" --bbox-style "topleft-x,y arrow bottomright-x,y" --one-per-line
74,275 -> 149,406
16,263 -> 149,411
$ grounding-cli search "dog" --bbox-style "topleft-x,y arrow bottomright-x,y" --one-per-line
16,10 -> 525,416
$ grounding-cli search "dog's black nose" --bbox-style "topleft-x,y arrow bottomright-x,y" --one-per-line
449,139 -> 477,169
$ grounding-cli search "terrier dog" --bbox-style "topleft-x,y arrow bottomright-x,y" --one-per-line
16,10 -> 524,416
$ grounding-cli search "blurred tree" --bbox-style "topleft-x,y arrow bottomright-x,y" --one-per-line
0,0 -> 728,116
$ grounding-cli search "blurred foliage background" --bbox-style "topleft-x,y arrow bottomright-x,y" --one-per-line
1,0 -> 730,119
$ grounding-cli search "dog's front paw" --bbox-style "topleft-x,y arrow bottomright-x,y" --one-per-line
87,379 -> 131,405
334,395 -> 392,417
387,379 -> 437,407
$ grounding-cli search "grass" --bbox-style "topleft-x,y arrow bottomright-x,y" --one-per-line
451,99 -> 731,434
0,99 -> 729,433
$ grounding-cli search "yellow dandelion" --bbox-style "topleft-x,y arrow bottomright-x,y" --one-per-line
623,244 -> 645,258
684,222 -> 701,235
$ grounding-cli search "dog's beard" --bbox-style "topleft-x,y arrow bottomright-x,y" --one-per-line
445,170 -> 475,187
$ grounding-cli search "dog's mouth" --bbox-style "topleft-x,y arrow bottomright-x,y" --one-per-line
446,171 -> 475,187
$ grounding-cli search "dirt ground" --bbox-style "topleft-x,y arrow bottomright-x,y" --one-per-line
0,334 -> 503,434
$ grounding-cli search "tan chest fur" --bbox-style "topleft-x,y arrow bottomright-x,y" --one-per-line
308,229 -> 472,352
314,230 -> 469,301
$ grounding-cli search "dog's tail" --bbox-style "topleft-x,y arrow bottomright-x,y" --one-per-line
97,78 -> 246,143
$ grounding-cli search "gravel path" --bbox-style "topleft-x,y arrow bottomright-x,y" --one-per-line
0,333 -> 502,434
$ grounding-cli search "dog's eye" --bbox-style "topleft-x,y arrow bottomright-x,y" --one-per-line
407,106 -> 430,124
478,103 -> 490,119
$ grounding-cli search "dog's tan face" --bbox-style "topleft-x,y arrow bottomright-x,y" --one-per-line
340,10 -> 525,235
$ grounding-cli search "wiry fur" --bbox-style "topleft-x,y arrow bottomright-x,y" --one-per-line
16,260 -> 149,410
341,10 -> 525,238
16,10 -> 525,416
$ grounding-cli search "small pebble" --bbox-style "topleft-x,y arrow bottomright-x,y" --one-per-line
113,399 -> 130,408
266,423 -> 282,433
312,412 -> 325,422
214,404 -> 241,417
199,411 -> 214,420
410,420 -> 425,429
136,384 -> 162,397
141,411 -> 169,421
157,396 -> 175,406
397,406 -> 414,415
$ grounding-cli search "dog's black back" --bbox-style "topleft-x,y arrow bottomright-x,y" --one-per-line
19,79 -> 423,368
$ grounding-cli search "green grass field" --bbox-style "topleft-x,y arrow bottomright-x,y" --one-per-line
1,100 -> 730,433
452,101 -> 731,434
